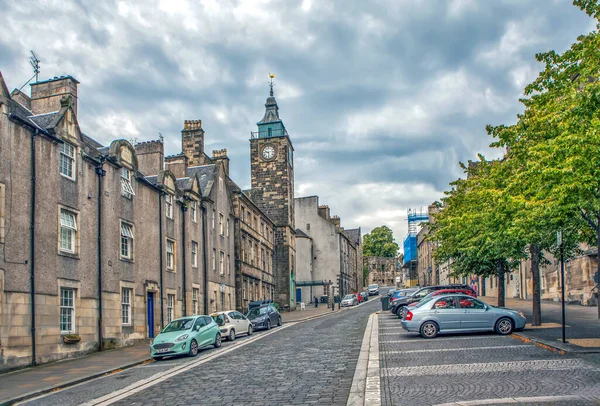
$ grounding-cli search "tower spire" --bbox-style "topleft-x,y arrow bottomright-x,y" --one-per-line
268,73 -> 276,97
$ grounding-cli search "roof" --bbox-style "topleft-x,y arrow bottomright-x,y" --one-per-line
344,228 -> 361,245
32,75 -> 80,85
145,176 -> 158,186
29,111 -> 59,129
295,229 -> 311,239
188,164 -> 218,198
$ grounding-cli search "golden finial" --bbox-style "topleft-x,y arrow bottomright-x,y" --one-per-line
268,73 -> 276,96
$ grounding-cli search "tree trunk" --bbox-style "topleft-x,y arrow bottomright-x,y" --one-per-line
530,244 -> 542,326
597,214 -> 600,320
497,260 -> 506,307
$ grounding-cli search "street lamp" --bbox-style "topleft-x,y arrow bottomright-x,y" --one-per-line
557,231 -> 566,344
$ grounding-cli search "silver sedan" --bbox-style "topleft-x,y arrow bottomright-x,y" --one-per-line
400,294 -> 526,338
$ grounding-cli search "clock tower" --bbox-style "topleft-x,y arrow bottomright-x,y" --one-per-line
250,80 -> 296,308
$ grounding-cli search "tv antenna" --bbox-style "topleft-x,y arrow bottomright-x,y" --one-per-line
158,133 -> 164,142
17,50 -> 41,92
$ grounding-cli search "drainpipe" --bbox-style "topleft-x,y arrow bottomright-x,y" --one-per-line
30,129 -> 38,366
158,192 -> 165,329
95,157 -> 107,351
201,203 -> 208,314
181,199 -> 188,316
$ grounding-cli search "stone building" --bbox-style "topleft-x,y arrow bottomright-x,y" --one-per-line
365,256 -> 400,287
0,72 -> 237,371
294,196 -> 361,303
248,84 -> 296,309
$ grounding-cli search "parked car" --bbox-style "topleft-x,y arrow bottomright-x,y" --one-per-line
246,304 -> 282,330
341,294 -> 359,307
359,292 -> 369,302
211,310 -> 253,341
390,284 -> 475,317
401,294 -> 526,338
248,300 -> 274,309
389,288 -> 418,308
150,315 -> 221,360
367,284 -> 379,296
403,289 -> 478,317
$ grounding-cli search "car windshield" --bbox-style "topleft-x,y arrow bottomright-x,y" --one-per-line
368,285 -> 378,289
211,313 -> 227,326
343,295 -> 354,300
162,318 -> 194,333
248,307 -> 268,318
414,296 -> 436,308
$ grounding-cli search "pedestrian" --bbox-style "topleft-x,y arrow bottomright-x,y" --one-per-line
314,296 -> 318,308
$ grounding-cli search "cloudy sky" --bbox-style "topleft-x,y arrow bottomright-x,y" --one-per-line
0,0 -> 595,248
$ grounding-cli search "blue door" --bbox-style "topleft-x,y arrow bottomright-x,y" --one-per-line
296,288 -> 302,303
147,292 -> 155,338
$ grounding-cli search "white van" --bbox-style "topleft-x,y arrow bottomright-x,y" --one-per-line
368,284 -> 379,296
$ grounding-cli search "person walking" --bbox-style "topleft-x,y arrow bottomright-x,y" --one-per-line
314,296 -> 319,308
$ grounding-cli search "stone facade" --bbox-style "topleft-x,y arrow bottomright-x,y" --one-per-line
294,196 -> 361,303
365,257 -> 400,287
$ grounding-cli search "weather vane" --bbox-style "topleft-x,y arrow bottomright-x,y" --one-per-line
268,73 -> 276,96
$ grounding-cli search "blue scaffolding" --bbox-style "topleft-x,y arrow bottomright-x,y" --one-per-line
402,209 -> 429,264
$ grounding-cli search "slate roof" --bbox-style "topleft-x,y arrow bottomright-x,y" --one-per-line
344,228 -> 361,245
144,176 -> 158,186
295,229 -> 311,239
29,111 -> 59,129
188,165 -> 218,198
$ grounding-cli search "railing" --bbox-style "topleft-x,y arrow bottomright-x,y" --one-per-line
250,128 -> 289,139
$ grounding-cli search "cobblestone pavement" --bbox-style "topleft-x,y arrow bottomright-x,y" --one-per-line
21,299 -> 377,406
378,311 -> 600,406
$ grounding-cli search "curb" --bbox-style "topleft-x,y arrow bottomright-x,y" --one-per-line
511,332 -> 600,355
347,313 -> 375,406
2,357 -> 153,406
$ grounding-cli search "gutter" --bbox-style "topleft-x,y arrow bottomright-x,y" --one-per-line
158,192 -> 165,329
181,199 -> 188,316
29,128 -> 38,366
95,156 -> 107,351
201,203 -> 209,314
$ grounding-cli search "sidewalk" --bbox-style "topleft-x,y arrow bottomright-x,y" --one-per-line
0,308 -> 338,405
480,295 -> 600,353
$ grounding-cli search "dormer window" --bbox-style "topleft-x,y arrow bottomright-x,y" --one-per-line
59,142 -> 76,180
121,168 -> 135,199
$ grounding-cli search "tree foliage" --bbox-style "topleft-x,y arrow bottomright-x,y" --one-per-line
363,226 -> 399,257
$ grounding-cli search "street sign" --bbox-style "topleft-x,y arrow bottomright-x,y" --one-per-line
556,230 -> 562,246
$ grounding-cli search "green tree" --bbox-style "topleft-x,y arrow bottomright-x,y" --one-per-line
363,226 -> 399,257
490,0 -> 600,318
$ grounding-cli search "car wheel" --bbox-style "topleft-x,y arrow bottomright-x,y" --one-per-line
247,325 -> 253,336
496,317 -> 514,335
397,307 -> 407,319
228,329 -> 236,341
277,317 -> 282,327
153,356 -> 163,361
189,339 -> 199,357
420,321 -> 439,339
214,333 -> 222,348
266,320 -> 271,330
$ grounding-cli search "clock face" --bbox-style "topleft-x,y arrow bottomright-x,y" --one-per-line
262,145 -> 276,160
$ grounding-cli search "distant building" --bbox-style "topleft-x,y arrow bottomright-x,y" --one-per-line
365,257 -> 400,287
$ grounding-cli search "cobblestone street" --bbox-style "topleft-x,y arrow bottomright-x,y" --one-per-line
378,310 -> 600,406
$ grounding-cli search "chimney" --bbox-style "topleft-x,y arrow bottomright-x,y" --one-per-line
330,215 -> 341,229
30,75 -> 79,116
135,140 -> 164,176
318,205 -> 330,221
182,120 -> 205,167
10,89 -> 31,110
165,154 -> 189,179
212,149 -> 230,175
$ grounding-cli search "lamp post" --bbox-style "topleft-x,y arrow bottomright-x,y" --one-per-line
557,231 -> 566,344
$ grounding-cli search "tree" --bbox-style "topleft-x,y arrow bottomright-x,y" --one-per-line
491,0 -> 600,318
363,226 -> 399,257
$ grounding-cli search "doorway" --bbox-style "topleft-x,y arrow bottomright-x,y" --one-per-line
147,292 -> 155,338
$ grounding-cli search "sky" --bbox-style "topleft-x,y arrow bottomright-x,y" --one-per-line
0,0 -> 596,249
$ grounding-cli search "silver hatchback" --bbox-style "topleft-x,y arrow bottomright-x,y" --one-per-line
400,294 -> 526,338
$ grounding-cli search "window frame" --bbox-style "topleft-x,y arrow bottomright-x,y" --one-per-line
120,167 -> 135,199
191,241 -> 198,268
190,201 -> 197,223
192,288 -> 199,315
59,208 -> 78,254
219,251 -> 225,275
59,142 -> 76,180
165,194 -> 174,219
120,221 -> 134,260
60,287 -> 76,334
121,287 -> 132,325
226,218 -> 230,237
212,248 -> 216,272
219,213 -> 224,236
167,293 -> 175,323
166,239 -> 175,271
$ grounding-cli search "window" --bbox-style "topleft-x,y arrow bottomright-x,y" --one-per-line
255,243 -> 259,266
219,213 -> 224,235
458,297 -> 485,309
120,221 -> 134,260
191,201 -> 197,223
167,294 -> 175,323
243,279 -> 248,300
60,288 -> 76,333
193,288 -> 199,315
212,210 -> 215,229
220,292 -> 225,310
0,183 -> 4,244
214,291 -> 218,311
242,236 -> 246,262
121,167 -> 135,199
166,239 -> 175,270
261,249 -> 265,270
306,223 -> 310,231
165,194 -> 173,219
220,251 -> 225,275
219,177 -> 223,191
434,297 -> 457,309
227,254 -> 231,275
60,208 -> 77,253
261,222 -> 264,235
241,207 -> 245,222
122,288 -> 132,325
226,218 -> 230,237
191,241 -> 198,267
59,142 -> 75,180
213,249 -> 216,272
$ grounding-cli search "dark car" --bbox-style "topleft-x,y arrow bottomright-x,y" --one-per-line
246,304 -> 282,330
248,300 -> 274,309
390,284 -> 475,317
389,288 -> 418,308
358,292 -> 368,302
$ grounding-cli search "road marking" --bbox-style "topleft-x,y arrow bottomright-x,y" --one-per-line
364,313 -> 380,406
386,358 -> 599,377
346,313 -> 374,406
380,335 -> 508,343
79,324 -> 294,406
434,394 -> 600,405
383,344 -> 532,354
